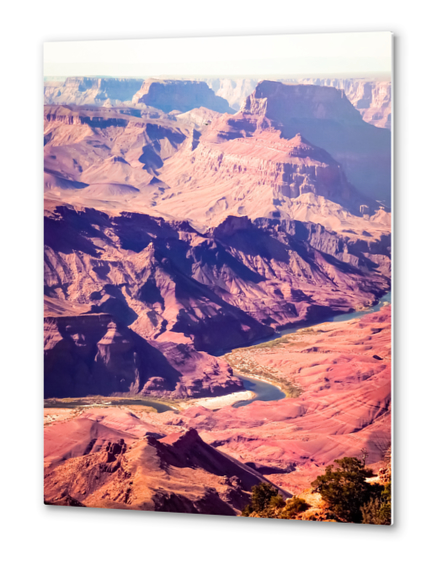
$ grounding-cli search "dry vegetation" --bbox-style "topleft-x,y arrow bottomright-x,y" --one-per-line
223,329 -> 318,397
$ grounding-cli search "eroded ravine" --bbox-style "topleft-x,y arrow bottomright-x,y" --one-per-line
45,292 -> 391,415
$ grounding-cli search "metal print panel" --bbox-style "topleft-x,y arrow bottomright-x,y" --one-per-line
43,31 -> 392,524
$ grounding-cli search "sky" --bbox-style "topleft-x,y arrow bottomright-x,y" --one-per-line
44,31 -> 392,79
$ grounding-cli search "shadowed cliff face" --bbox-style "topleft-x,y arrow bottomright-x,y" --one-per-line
44,314 -> 241,399
293,78 -> 391,129
44,205 -> 390,397
132,79 -> 235,114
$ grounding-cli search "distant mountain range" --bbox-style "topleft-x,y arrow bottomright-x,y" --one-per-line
45,76 -> 391,129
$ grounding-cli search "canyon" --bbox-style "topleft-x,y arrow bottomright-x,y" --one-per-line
44,76 -> 392,516
44,203 -> 389,398
44,304 -> 391,508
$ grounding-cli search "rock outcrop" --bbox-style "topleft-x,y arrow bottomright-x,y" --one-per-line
205,77 -> 391,129
157,129 -> 380,224
44,409 -> 279,514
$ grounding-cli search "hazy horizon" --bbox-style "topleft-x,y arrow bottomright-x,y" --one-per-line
44,32 -> 392,79
44,71 -> 392,82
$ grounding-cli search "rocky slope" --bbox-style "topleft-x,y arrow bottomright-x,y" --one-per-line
44,204 -> 389,351
44,407 -> 278,514
44,202 -> 389,397
174,107 -> 221,128
45,305 -> 391,508
157,304 -> 391,494
44,104 -> 188,210
157,129 -> 388,229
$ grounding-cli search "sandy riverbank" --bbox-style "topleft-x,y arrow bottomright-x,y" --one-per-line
179,390 -> 256,410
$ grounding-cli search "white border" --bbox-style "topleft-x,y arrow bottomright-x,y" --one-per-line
2,1 -> 433,560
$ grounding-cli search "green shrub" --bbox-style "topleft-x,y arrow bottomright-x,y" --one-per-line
281,496 -> 310,519
241,503 -> 253,517
312,456 -> 384,523
361,481 -> 391,525
242,482 -> 284,516
250,481 -> 281,512
269,494 -> 286,509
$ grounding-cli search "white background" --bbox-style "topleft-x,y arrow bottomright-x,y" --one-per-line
1,1 -> 431,560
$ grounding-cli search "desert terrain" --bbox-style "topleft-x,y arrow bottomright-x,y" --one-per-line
44,76 -> 391,519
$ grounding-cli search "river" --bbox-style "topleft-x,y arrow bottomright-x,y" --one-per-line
241,291 -> 391,349
45,292 -> 390,414
229,291 -> 391,408
44,397 -> 177,414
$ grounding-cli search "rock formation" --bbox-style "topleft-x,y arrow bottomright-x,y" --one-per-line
205,77 -> 391,129
43,75 -> 392,515
44,408 -> 280,514
45,76 -> 391,130
44,204 -> 389,352
198,81 -> 391,205
157,129 -> 385,226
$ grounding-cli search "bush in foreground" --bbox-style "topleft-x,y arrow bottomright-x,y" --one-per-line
280,496 -> 310,519
242,482 -> 285,517
312,456 -> 386,524
241,456 -> 391,525
242,482 -> 310,519
361,481 -> 391,525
